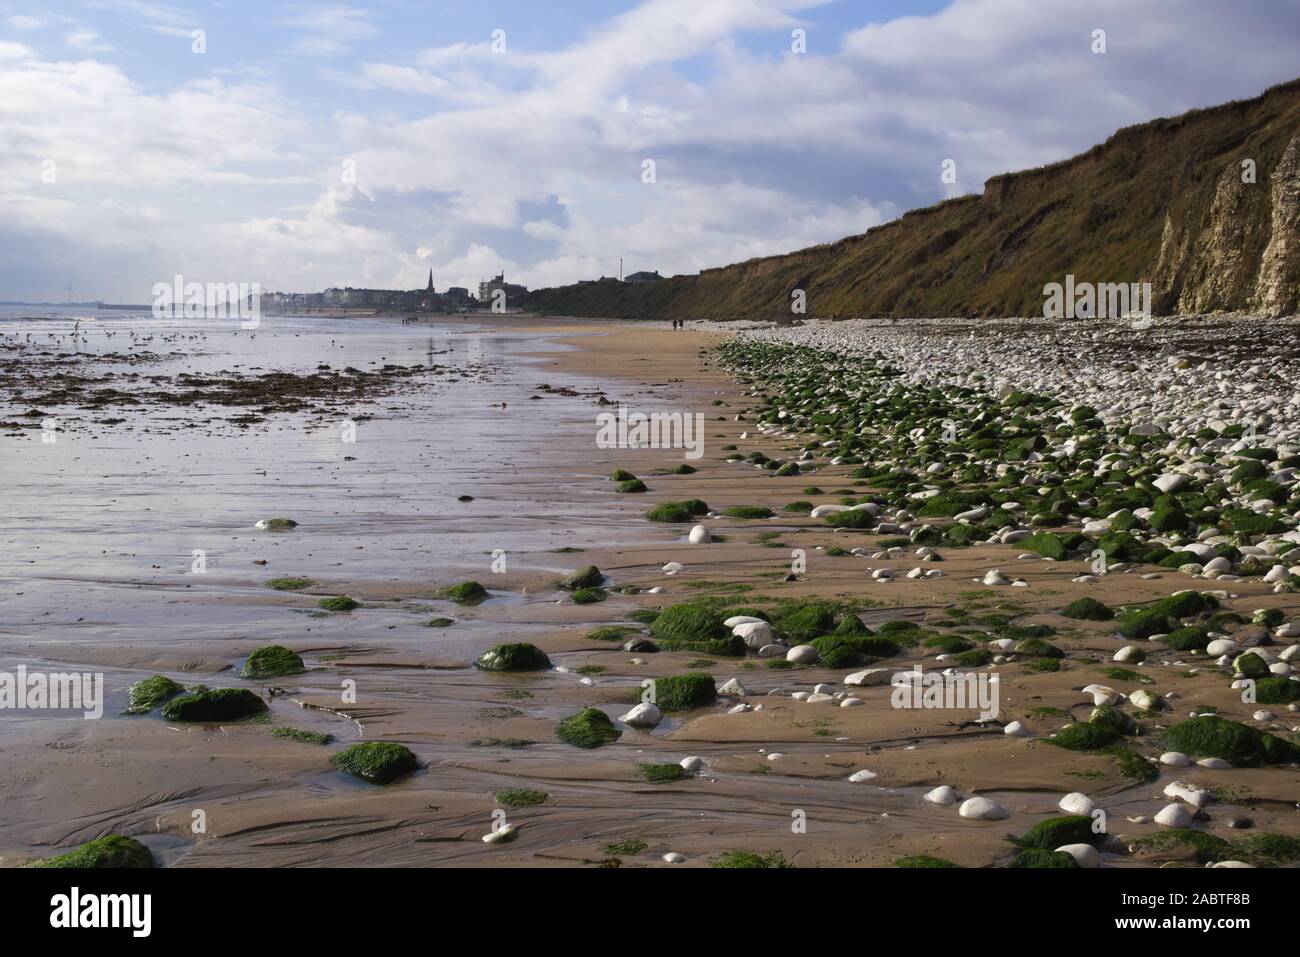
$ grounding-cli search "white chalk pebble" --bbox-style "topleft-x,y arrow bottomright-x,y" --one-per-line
662,852 -> 686,864
1154,803 -> 1193,827
1058,792 -> 1096,815
1055,843 -> 1100,868
924,786 -> 959,805
958,797 -> 1008,820
848,770 -> 878,783
482,825 -> 517,844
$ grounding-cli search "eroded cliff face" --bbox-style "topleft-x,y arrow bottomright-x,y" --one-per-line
1254,135 -> 1300,316
1154,135 -> 1299,317
1153,164 -> 1254,314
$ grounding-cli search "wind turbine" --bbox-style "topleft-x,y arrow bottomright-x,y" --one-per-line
65,282 -> 75,305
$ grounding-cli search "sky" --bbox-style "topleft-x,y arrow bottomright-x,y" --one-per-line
0,0 -> 1297,302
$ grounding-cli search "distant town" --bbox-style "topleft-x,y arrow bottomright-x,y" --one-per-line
262,267 -> 664,316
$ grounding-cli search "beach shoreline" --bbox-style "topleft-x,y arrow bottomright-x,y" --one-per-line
2,313 -> 1297,869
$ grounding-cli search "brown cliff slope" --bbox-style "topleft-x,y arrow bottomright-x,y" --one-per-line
524,79 -> 1300,320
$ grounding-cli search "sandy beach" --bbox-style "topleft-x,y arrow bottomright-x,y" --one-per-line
1,311 -> 1297,869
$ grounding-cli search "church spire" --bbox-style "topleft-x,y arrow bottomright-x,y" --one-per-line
426,269 -> 434,292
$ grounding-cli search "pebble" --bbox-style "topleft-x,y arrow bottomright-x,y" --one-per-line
848,770 -> 878,783
733,621 -> 773,648
619,702 -> 663,728
923,786 -> 959,805
1055,843 -> 1100,868
483,825 -> 518,844
957,797 -> 1008,820
844,668 -> 892,686
1196,757 -> 1233,769
1058,792 -> 1097,815
786,644 -> 819,664
1164,780 -> 1211,808
662,852 -> 686,864
1154,803 -> 1193,827
718,677 -> 747,696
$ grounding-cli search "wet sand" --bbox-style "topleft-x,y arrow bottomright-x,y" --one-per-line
1,313 -> 1297,868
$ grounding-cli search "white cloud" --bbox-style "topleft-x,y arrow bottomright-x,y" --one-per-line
66,30 -> 113,53
280,4 -> 379,58
6,15 -> 47,31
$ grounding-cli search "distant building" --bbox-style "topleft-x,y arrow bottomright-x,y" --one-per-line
444,286 -> 473,307
477,272 -> 528,304
624,270 -> 663,283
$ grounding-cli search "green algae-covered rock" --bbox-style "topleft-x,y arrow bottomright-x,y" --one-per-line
31,835 -> 154,869
722,506 -> 774,519
1165,626 -> 1211,651
1022,532 -> 1067,560
834,613 -> 873,637
240,644 -> 305,679
494,787 -> 548,807
637,762 -> 688,783
823,509 -> 876,529
1012,815 -> 1105,849
649,603 -> 742,655
772,601 -> 837,642
331,742 -> 419,783
123,675 -> 185,715
444,581 -> 488,604
1161,715 -> 1300,767
570,586 -> 607,604
318,595 -> 360,612
645,499 -> 709,523
1014,638 -> 1064,658
477,643 -> 551,671
161,687 -> 267,722
1254,676 -> 1300,704
1050,722 -> 1119,751
1061,597 -> 1113,621
1089,704 -> 1138,735
1130,828 -> 1234,864
561,565 -> 605,590
616,479 -> 648,493
1233,652 -> 1270,679
556,708 -> 621,748
265,576 -> 314,591
1236,832 -> 1300,865
643,673 -> 716,710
